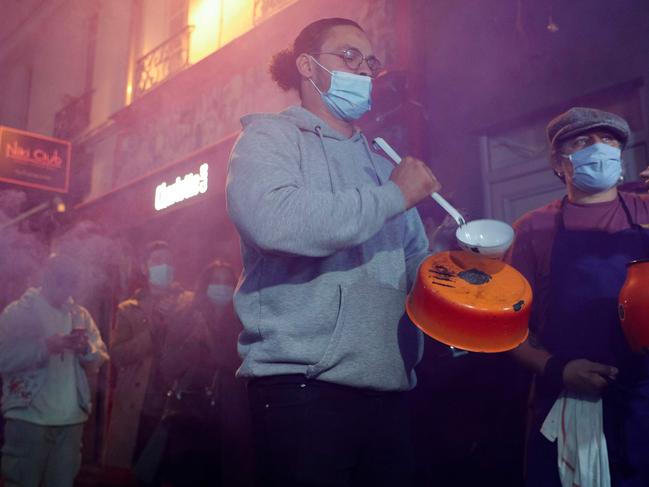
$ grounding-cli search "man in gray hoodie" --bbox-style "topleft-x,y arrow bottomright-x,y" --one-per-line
226,17 -> 440,486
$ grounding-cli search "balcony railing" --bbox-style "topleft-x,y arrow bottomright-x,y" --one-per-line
253,0 -> 296,25
53,90 -> 94,140
132,25 -> 193,100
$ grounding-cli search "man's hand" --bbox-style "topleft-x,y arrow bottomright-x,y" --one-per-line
390,156 -> 442,209
46,330 -> 90,356
562,359 -> 618,396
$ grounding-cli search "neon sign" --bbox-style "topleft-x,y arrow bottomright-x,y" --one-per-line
0,126 -> 71,193
5,140 -> 64,168
154,163 -> 208,211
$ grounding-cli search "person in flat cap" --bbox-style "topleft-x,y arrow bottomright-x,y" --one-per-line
507,107 -> 649,486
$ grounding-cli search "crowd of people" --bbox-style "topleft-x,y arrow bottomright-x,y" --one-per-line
102,242 -> 253,486
0,241 -> 253,487
1,14 -> 648,487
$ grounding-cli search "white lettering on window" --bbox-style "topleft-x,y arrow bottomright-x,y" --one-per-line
154,163 -> 208,211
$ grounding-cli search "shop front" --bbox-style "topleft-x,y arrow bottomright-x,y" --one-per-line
74,130 -> 240,290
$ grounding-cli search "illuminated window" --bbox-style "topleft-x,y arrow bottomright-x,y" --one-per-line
130,0 -> 296,100
188,0 -> 298,63
169,0 -> 189,34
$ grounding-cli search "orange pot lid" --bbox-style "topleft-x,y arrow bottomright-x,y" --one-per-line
419,251 -> 531,313
407,251 -> 532,352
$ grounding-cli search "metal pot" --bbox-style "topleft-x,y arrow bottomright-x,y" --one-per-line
618,259 -> 649,353
406,251 -> 532,352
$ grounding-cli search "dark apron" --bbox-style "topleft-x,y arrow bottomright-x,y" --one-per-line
526,195 -> 649,487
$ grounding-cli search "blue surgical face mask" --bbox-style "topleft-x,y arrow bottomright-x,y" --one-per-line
563,143 -> 622,193
309,56 -> 372,122
148,264 -> 174,288
206,284 -> 234,305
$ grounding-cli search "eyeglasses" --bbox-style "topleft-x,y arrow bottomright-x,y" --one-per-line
559,132 -> 622,154
311,47 -> 383,76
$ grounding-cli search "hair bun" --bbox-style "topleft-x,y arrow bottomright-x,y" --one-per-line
269,18 -> 363,93
269,48 -> 300,92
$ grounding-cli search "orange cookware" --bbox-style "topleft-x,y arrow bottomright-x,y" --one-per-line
618,259 -> 649,353
407,251 -> 532,352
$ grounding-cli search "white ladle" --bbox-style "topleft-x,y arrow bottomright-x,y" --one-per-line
372,137 -> 515,259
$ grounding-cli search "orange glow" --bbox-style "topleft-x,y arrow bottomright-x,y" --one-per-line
55,200 -> 67,213
188,0 -> 223,63
219,1 -> 253,48
188,0 -> 254,64
188,0 -> 221,64
127,0 -> 291,101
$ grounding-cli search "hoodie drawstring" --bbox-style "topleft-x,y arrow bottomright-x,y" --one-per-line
315,126 -> 383,190
361,135 -> 383,184
315,126 -> 335,192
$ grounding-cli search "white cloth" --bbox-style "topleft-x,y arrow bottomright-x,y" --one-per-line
541,394 -> 610,487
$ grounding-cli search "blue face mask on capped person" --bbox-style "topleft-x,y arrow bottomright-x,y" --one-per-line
563,142 -> 622,193
309,56 -> 372,122
148,264 -> 174,288
207,284 -> 234,305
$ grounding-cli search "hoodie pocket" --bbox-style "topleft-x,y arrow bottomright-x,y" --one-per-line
305,284 -> 345,379
305,282 -> 419,389
257,279 -> 344,365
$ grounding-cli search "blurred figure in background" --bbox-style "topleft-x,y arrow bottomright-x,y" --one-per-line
123,259 -> 253,487
184,260 -> 253,487
420,199 -> 465,254
422,214 -> 458,253
0,253 -> 109,487
0,189 -> 48,313
641,166 -> 649,188
102,241 -> 190,480
618,165 -> 649,194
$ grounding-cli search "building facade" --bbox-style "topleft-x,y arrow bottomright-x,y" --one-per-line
2,0 -> 649,480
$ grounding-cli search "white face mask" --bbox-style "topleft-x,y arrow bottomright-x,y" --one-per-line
206,284 -> 234,305
148,264 -> 174,288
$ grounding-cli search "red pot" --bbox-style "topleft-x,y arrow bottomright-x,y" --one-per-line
618,259 -> 649,353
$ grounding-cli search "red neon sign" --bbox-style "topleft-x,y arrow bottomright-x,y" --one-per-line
0,126 -> 71,193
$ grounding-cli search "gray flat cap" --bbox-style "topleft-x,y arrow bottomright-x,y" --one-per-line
546,107 -> 631,149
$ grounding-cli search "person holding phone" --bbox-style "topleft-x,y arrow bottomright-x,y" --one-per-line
0,253 -> 108,487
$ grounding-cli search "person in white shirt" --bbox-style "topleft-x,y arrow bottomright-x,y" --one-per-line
0,253 -> 109,487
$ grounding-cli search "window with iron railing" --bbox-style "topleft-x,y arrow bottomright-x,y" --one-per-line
187,0 -> 297,62
132,25 -> 193,100
253,0 -> 296,24
53,90 -> 94,140
128,0 -> 297,100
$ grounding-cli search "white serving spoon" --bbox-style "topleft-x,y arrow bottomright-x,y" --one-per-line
372,137 -> 514,259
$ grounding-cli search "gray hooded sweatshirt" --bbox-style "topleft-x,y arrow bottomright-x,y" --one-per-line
226,106 -> 429,391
